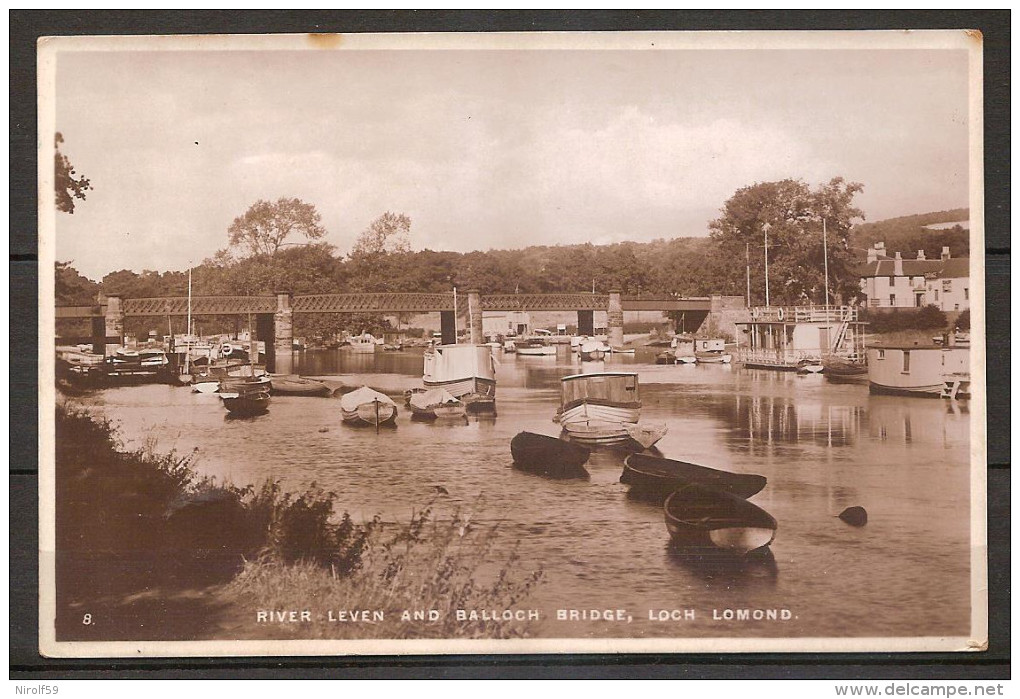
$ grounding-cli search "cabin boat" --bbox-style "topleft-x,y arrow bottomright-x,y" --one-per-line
867,345 -> 970,399
423,344 -> 497,411
664,484 -> 777,554
340,386 -> 398,426
348,333 -> 378,354
558,371 -> 641,425
735,306 -> 866,371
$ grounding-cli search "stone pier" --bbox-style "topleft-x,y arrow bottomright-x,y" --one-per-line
103,295 -> 124,356
607,290 -> 624,348
467,289 -> 483,345
273,292 -> 294,375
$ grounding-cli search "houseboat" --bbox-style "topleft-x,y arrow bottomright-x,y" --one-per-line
423,343 -> 497,412
557,371 -> 641,425
735,306 -> 866,371
866,345 -> 970,399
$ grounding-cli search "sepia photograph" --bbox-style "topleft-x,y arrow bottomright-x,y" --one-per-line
37,29 -> 986,658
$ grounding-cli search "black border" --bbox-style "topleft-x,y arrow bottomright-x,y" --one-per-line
10,10 -> 1010,680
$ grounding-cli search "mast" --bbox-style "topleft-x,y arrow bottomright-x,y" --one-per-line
822,218 -> 830,308
745,242 -> 751,307
453,286 -> 459,344
184,267 -> 192,374
763,222 -> 771,308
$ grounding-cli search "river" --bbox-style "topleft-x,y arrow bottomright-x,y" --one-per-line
75,344 -> 974,641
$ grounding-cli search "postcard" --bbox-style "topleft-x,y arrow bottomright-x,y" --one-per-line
38,30 -> 986,657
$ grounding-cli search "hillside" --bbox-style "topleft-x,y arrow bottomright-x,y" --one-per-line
852,208 -> 970,259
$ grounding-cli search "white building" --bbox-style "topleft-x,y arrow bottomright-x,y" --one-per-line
858,243 -> 970,312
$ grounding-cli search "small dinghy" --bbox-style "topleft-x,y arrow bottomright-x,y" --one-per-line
340,386 -> 398,427
796,359 -> 824,374
695,351 -> 732,364
408,387 -> 466,420
622,453 -> 767,498
510,432 -> 590,479
664,484 -> 777,554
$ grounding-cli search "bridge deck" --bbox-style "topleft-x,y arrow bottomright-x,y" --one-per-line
56,293 -> 715,317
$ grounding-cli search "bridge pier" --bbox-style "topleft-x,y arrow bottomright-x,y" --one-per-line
467,289 -> 483,345
273,292 -> 294,375
607,290 -> 624,348
103,295 -> 124,356
255,314 -> 276,373
577,310 -> 594,337
440,311 -> 457,345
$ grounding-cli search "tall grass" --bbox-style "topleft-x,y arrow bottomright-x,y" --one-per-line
229,502 -> 544,639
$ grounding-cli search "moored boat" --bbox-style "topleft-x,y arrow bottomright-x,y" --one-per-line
557,371 -> 641,425
220,384 -> 271,416
695,351 -> 732,364
822,355 -> 868,383
578,339 -> 607,362
796,358 -> 824,374
408,387 -> 466,420
560,420 -> 633,446
664,484 -> 777,554
340,386 -> 398,426
517,341 -> 557,356
622,453 -> 767,498
510,431 -> 590,479
867,345 -> 970,399
270,375 -> 332,397
423,344 -> 497,411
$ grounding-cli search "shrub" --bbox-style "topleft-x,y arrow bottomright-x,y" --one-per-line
860,305 -> 948,333
955,309 -> 971,331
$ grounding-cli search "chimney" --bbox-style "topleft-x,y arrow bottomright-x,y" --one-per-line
941,246 -> 951,261
867,246 -> 878,263
917,249 -> 926,260
894,251 -> 903,277
875,241 -> 886,254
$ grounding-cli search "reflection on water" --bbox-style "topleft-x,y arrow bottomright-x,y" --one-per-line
73,346 -> 973,639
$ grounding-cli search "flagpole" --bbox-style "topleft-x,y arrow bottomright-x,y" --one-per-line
763,222 -> 771,307
822,218 -> 830,307
745,242 -> 751,307
453,286 -> 459,344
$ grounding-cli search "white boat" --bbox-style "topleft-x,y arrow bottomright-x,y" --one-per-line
423,344 -> 497,409
606,346 -> 636,354
867,345 -> 970,399
561,420 -> 634,446
408,387 -> 466,420
578,339 -> 607,362
675,353 -> 697,365
695,351 -> 733,364
558,371 -> 642,426
348,333 -> 378,354
340,386 -> 398,426
623,422 -> 669,449
502,339 -> 517,354
517,341 -> 557,356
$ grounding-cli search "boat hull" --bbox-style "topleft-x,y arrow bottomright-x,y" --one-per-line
342,402 -> 398,426
221,390 -> 271,416
559,401 -> 640,425
560,421 -> 633,446
622,422 -> 668,450
517,346 -> 557,356
868,382 -> 947,398
622,453 -> 767,499
423,376 -> 497,401
510,432 -> 590,479
664,485 -> 777,554
270,375 -> 332,396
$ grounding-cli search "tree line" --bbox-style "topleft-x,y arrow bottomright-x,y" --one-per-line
55,161 -> 966,342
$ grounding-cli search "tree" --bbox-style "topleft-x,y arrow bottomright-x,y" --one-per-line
708,177 -> 865,306
227,198 -> 327,258
351,212 -> 411,257
55,133 -> 92,214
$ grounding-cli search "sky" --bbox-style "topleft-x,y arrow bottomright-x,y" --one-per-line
49,35 -> 974,281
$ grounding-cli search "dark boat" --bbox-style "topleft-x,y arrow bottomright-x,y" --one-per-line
221,384 -> 271,416
822,355 -> 868,383
664,484 -> 777,554
622,453 -> 767,498
510,432 -> 590,479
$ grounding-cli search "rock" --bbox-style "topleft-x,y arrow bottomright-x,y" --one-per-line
838,506 -> 868,527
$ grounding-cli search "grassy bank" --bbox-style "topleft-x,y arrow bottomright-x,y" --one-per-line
54,401 -> 543,641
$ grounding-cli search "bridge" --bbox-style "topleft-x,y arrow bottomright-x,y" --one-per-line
57,291 -> 735,372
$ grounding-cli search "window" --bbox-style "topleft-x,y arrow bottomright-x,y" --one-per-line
890,294 -> 896,306
964,288 -> 969,300
902,350 -> 910,373
888,276 -> 895,286
877,349 -> 885,360
934,290 -> 939,301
